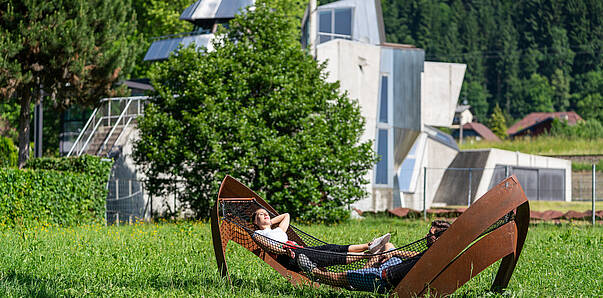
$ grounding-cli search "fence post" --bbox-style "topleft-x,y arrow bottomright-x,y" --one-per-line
107,100 -> 111,126
423,167 -> 427,220
115,179 -> 119,200
505,165 -> 509,178
593,164 -> 596,226
467,169 -> 472,206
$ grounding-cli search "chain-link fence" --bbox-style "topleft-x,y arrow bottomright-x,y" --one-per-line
106,166 -> 600,225
424,165 -> 600,207
105,178 -> 186,225
572,170 -> 603,201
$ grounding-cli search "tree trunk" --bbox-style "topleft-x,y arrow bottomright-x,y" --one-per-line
18,94 -> 32,168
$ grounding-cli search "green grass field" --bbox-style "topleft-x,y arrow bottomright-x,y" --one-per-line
0,219 -> 600,297
459,137 -> 603,155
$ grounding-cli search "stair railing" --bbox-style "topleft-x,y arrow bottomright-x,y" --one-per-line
67,96 -> 148,157
66,106 -> 99,157
97,99 -> 135,155
108,116 -> 135,156
101,96 -> 147,156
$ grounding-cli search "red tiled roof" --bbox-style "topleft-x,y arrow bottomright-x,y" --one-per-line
462,122 -> 501,142
507,112 -> 583,135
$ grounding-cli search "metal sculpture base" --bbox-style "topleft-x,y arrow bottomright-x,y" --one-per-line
211,175 -> 529,297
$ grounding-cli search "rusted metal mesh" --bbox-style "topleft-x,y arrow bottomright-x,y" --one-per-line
220,199 -> 512,293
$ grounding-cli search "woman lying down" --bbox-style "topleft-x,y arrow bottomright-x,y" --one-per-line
251,208 -> 451,293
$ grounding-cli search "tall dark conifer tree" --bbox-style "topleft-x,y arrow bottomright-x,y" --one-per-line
0,0 -> 141,167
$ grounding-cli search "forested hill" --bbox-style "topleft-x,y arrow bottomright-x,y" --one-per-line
379,0 -> 602,123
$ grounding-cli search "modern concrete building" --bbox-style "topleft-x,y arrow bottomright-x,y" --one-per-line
302,0 -> 571,211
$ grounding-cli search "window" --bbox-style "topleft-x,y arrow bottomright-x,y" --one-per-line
378,76 -> 388,123
318,8 -> 352,44
375,129 -> 388,184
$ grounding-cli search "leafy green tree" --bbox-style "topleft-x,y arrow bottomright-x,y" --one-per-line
134,1 -> 376,222
550,68 -> 571,112
562,0 -> 602,76
513,73 -> 554,116
0,0 -> 142,167
572,70 -> 602,122
487,104 -> 508,139
0,99 -> 19,142
0,136 -> 17,167
461,81 -> 489,122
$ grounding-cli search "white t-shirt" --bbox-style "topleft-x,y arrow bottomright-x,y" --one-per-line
255,227 -> 288,243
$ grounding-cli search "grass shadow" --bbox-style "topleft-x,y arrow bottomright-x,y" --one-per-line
0,270 -> 63,298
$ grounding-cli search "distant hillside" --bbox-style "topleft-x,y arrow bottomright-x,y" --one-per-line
381,0 -> 601,124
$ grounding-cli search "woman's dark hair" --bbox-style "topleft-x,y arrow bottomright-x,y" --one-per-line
426,220 -> 451,247
431,219 -> 451,234
251,208 -> 266,229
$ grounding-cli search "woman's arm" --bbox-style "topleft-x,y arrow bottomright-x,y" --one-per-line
252,233 -> 288,255
270,213 -> 290,232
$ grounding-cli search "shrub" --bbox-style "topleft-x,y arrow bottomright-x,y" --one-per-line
0,155 -> 112,227
0,136 -> 17,168
488,104 -> 508,139
25,154 -> 112,181
550,118 -> 603,139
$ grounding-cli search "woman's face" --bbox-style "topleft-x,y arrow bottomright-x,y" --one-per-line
254,209 -> 271,227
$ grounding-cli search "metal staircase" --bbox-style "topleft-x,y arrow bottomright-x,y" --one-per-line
67,96 -> 147,157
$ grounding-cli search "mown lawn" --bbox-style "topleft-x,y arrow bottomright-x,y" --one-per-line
0,218 -> 600,297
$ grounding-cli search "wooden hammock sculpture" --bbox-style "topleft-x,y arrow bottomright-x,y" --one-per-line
211,175 -> 529,297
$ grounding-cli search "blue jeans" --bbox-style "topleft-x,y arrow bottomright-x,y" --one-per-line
346,257 -> 403,293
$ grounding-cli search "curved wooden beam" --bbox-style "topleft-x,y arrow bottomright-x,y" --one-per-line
427,221 -> 518,296
492,196 -> 530,291
211,175 -> 310,285
394,175 -> 529,297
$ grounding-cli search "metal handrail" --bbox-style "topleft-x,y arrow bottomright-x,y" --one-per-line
68,96 -> 149,157
77,116 -> 104,156
97,99 -> 134,155
66,107 -> 99,157
108,116 -> 135,155
99,96 -> 149,103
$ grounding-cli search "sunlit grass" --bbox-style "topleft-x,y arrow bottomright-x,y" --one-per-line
529,200 -> 599,213
459,137 -> 603,155
0,218 -> 600,297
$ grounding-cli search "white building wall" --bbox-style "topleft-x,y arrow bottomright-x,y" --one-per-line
410,137 -> 457,209
421,62 -> 466,127
315,39 -> 382,211
475,148 -> 572,202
